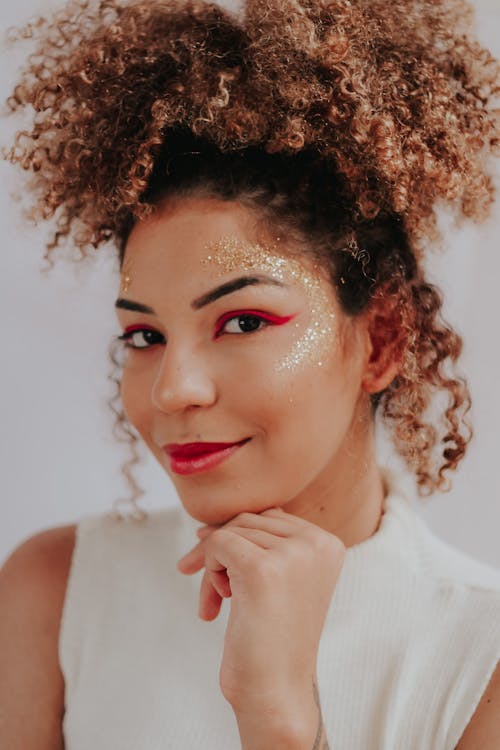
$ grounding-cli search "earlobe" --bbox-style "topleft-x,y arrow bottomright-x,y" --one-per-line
360,305 -> 405,395
361,359 -> 400,395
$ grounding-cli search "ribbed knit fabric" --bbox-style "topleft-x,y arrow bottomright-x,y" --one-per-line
59,469 -> 500,749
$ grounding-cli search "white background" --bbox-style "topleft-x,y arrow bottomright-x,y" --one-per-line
1,0 -> 499,567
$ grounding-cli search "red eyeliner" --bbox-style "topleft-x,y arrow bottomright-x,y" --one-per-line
122,324 -> 157,334
213,310 -> 296,339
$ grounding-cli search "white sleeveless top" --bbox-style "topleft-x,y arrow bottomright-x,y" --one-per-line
59,469 -> 500,749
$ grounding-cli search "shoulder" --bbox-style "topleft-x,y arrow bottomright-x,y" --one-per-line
1,523 -> 76,611
455,659 -> 500,749
2,521 -> 76,570
0,524 -> 76,749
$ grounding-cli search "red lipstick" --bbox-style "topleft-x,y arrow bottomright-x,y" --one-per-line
164,439 -> 250,475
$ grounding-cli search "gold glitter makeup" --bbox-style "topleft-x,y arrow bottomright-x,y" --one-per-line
202,235 -> 337,372
120,256 -> 133,294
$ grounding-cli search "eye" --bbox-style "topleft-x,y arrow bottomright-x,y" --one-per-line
214,310 -> 296,339
117,327 -> 165,350
221,314 -> 267,335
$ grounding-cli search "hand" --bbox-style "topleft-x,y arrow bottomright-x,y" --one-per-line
177,506 -> 345,740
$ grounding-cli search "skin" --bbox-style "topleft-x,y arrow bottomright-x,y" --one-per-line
0,194 -> 498,749
116,194 -> 400,748
118,195 -> 393,540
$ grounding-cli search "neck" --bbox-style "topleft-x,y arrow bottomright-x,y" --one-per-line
281,405 -> 386,548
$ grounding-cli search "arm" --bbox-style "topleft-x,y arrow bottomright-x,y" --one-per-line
178,510 -> 344,750
0,525 -> 75,750
234,676 -> 330,750
455,660 -> 500,750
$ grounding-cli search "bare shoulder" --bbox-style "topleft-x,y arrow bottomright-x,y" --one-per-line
0,524 -> 76,750
455,660 -> 500,749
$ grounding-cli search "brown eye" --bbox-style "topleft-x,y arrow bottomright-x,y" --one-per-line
222,314 -> 266,334
117,329 -> 165,350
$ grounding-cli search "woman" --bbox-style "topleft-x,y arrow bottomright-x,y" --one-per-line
1,0 -> 499,747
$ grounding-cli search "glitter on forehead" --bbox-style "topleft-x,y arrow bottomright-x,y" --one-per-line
202,236 -> 337,371
120,256 -> 133,294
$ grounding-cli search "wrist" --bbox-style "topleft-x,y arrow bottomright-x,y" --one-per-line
235,710 -> 315,750
234,686 -> 322,750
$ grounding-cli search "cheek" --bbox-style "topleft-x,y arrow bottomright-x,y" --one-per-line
119,365 -> 152,437
268,341 -> 365,443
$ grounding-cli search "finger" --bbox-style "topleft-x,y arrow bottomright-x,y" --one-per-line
260,507 -> 303,523
196,525 -> 218,540
203,527 -> 260,576
260,506 -> 325,533
208,568 -> 232,599
224,510 -> 296,538
177,540 -> 205,574
178,528 -> 262,576
215,525 -> 285,550
199,568 -> 223,621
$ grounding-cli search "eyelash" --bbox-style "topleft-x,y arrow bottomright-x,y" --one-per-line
213,310 -> 294,339
117,326 -> 164,350
117,311 -> 295,350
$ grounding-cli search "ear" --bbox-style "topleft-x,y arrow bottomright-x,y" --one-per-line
360,296 -> 405,395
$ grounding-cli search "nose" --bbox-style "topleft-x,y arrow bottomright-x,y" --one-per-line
151,343 -> 217,414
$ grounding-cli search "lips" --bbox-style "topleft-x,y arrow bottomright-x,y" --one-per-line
163,438 -> 250,476
165,440 -> 246,459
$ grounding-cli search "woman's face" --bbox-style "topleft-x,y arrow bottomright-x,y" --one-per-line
116,195 -> 373,525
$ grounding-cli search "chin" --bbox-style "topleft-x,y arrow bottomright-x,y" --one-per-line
180,503 -> 236,527
177,490 -> 270,527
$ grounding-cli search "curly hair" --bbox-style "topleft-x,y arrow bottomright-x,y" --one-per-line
3,0 -> 499,502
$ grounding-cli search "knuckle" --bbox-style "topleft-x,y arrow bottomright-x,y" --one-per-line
310,529 -> 345,558
206,527 -> 231,551
332,532 -> 347,555
302,527 -> 327,551
326,533 -> 346,564
284,538 -> 309,561
211,527 -> 230,542
231,511 -> 254,526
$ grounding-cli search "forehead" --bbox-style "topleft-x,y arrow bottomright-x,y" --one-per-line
123,196 -> 320,281
126,196 -> 261,262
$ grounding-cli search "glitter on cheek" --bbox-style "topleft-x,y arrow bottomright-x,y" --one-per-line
202,236 -> 338,372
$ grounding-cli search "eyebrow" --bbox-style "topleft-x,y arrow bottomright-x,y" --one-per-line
114,274 -> 286,315
114,298 -> 156,314
191,274 -> 285,310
